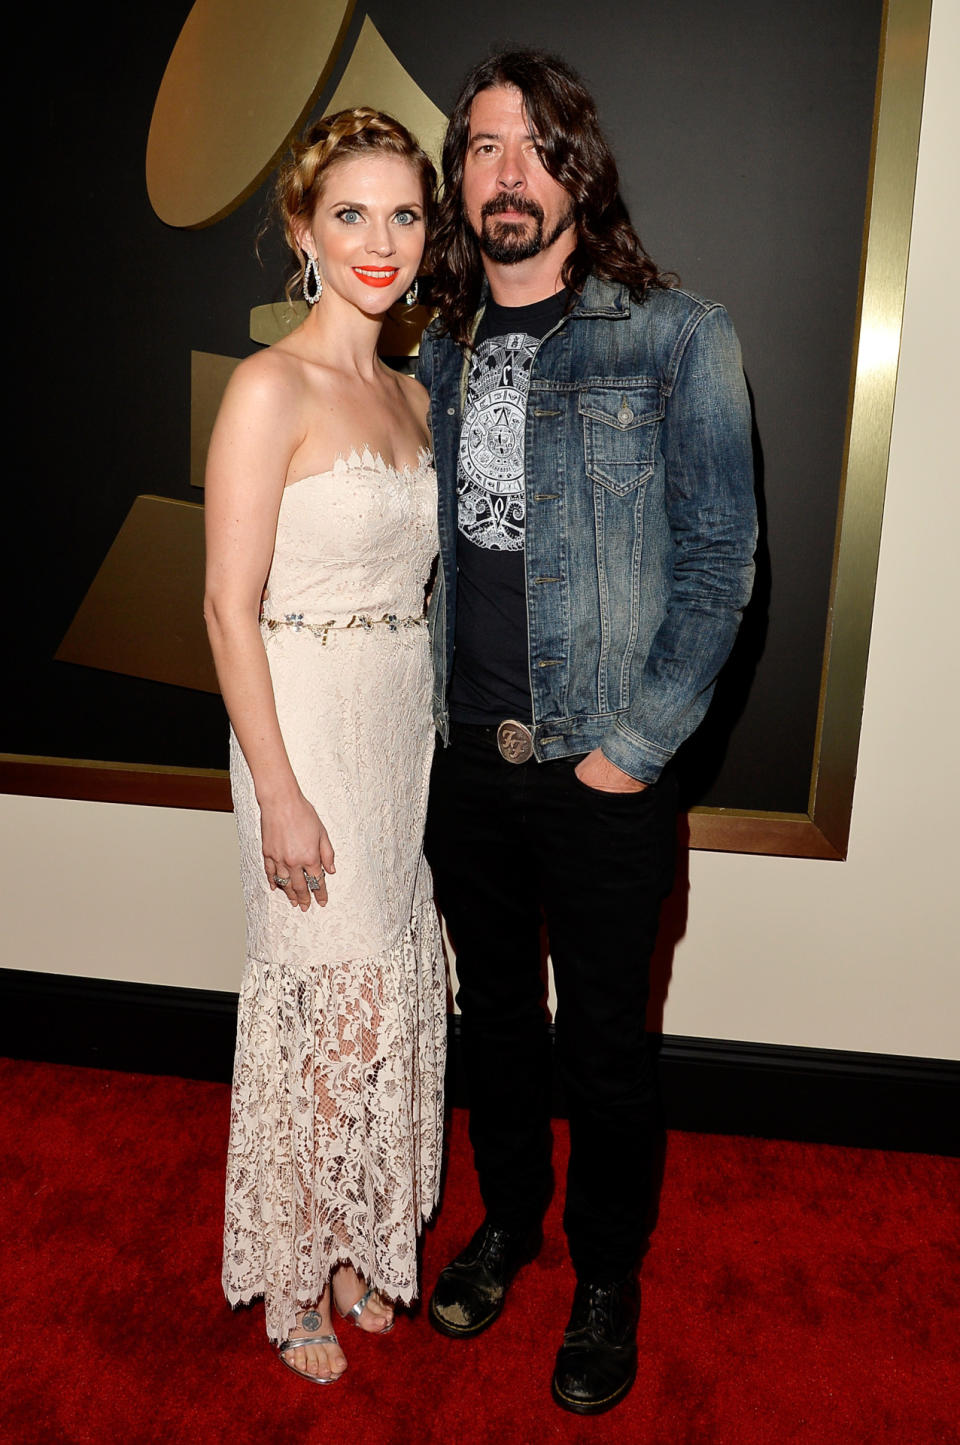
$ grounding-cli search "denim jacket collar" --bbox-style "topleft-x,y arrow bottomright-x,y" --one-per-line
568,274 -> 631,319
473,271 -> 630,322
457,275 -> 629,405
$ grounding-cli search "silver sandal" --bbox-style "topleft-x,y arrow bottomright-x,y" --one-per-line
277,1331 -> 343,1384
336,1285 -> 394,1334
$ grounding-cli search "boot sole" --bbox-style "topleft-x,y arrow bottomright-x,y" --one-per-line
550,1363 -> 637,1416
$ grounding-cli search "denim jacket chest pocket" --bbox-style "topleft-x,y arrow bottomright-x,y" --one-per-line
579,384 -> 664,494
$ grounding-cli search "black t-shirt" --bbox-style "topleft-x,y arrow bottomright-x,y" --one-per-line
449,289 -> 569,724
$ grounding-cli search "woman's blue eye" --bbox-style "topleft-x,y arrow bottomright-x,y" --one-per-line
394,211 -> 418,226
338,209 -> 362,223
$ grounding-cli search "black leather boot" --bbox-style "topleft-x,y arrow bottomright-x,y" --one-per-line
428,1219 -> 542,1338
551,1274 -> 640,1415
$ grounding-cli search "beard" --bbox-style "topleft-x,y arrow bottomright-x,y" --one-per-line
473,192 -> 575,265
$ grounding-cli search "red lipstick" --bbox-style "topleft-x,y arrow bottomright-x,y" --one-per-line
352,267 -> 400,288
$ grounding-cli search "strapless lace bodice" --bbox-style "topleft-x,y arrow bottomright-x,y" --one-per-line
261,448 -> 436,624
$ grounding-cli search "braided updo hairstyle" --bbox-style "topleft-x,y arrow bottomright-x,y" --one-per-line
273,108 -> 437,301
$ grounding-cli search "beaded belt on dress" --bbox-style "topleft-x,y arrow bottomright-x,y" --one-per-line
261,610 -> 426,644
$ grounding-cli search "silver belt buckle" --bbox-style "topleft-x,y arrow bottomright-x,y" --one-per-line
496,719 -> 534,763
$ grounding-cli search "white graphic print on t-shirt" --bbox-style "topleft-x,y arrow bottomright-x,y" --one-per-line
457,331 -> 538,552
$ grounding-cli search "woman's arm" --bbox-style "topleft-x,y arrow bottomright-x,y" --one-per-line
203,354 -> 334,911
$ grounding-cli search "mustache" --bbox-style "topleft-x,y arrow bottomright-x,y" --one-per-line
480,193 -> 544,222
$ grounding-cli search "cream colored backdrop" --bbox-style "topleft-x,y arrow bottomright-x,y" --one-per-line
3,0 -> 957,1063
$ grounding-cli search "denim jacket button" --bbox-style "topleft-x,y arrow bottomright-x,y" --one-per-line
618,405 -> 634,426
447,406 -> 456,416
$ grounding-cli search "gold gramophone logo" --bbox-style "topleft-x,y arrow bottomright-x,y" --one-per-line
56,0 -> 445,695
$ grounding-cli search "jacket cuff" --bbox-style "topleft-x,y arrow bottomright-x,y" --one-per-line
600,720 -> 673,786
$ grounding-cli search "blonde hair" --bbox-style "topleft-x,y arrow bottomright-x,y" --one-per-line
273,108 -> 436,300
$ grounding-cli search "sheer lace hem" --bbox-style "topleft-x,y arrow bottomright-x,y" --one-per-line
222,899 -> 446,1344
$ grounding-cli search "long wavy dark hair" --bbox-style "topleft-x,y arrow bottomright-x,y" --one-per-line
428,50 -> 672,346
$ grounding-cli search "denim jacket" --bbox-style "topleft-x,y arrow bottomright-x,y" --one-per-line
417,274 -> 757,783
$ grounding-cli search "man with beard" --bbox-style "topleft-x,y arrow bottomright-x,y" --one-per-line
418,51 -> 756,1415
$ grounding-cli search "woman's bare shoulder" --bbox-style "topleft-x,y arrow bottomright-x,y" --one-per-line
231,343 -> 306,397
215,346 -> 318,443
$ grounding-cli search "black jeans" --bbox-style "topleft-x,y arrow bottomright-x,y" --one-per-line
425,723 -> 678,1282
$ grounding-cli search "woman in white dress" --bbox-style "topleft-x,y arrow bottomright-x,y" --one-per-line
203,109 -> 446,1384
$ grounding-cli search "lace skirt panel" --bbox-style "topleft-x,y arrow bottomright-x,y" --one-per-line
222,896 -> 446,1344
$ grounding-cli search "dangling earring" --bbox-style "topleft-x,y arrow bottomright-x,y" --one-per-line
303,254 -> 323,305
404,278 -> 419,307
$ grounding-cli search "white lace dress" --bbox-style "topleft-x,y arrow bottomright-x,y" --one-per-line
222,449 -> 446,1345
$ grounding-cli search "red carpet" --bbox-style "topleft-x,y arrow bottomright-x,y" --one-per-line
1,1057 -> 957,1444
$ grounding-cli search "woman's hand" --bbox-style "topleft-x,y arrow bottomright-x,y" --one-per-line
261,793 -> 336,911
